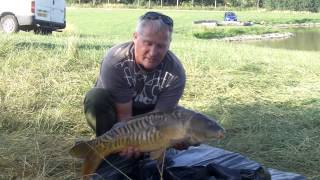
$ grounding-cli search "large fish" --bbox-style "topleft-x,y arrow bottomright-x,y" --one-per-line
70,107 -> 225,177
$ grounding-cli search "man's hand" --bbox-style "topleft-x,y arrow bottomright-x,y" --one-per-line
119,146 -> 142,159
173,142 -> 190,150
173,142 -> 200,150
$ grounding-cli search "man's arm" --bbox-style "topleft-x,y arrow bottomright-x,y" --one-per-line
155,73 -> 185,111
115,101 -> 132,122
114,101 -> 142,158
155,53 -> 186,111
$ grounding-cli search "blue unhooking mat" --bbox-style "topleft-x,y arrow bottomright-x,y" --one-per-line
93,144 -> 306,180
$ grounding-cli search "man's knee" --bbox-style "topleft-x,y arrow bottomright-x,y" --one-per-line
83,88 -> 117,132
84,88 -> 115,110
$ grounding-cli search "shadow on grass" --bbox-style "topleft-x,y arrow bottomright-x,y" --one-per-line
203,97 -> 319,138
201,98 -> 320,178
15,42 -> 113,51
293,18 -> 316,24
0,110 -> 80,135
78,34 -> 104,38
1,95 -> 319,178
0,127 -> 78,179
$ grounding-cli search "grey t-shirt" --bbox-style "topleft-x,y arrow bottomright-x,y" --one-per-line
95,41 -> 185,114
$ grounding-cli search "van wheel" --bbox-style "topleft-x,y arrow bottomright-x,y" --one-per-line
0,15 -> 19,33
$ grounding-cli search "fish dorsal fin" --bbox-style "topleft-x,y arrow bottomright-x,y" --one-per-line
99,132 -> 114,141
150,148 -> 166,161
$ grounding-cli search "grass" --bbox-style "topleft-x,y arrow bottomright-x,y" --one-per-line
0,8 -> 320,179
193,26 -> 280,39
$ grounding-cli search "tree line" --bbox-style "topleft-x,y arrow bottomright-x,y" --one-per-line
68,0 -> 320,12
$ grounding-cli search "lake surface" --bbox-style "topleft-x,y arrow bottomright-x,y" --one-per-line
247,28 -> 320,51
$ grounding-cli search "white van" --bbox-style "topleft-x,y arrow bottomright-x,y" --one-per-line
0,0 -> 66,34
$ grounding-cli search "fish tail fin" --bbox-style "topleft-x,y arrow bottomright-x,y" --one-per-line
70,139 -> 113,177
81,152 -> 103,177
69,140 -> 94,159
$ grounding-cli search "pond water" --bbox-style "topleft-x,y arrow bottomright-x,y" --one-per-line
247,28 -> 320,51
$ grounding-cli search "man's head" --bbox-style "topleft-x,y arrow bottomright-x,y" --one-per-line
133,12 -> 173,71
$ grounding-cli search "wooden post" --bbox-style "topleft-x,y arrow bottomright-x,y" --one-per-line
176,0 -> 179,8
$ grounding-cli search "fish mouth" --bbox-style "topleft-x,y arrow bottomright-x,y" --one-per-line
212,129 -> 225,139
216,131 -> 225,139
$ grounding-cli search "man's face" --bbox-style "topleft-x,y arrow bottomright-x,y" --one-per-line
133,24 -> 171,71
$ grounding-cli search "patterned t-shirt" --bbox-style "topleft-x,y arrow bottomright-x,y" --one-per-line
95,41 -> 185,114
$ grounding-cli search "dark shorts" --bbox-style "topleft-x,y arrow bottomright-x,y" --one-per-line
84,88 -> 155,136
84,88 -> 117,136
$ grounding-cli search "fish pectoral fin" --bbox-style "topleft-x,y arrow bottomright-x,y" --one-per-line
170,137 -> 191,146
69,140 -> 94,159
81,152 -> 103,177
149,148 -> 166,161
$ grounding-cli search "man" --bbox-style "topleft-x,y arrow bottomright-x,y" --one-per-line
83,11 -> 186,179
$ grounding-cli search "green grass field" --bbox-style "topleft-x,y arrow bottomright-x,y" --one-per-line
0,8 -> 320,179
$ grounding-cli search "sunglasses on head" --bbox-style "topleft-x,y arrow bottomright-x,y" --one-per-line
141,11 -> 173,27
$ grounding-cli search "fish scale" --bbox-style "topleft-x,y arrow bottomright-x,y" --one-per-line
107,124 -> 159,150
70,107 -> 225,178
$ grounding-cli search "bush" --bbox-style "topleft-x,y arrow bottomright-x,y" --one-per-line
264,0 -> 320,12
193,26 -> 279,39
